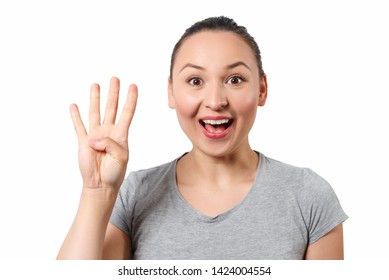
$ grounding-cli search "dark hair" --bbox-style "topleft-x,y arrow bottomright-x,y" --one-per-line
169,16 -> 265,79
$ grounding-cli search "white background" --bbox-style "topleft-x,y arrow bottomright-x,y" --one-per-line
0,0 -> 388,260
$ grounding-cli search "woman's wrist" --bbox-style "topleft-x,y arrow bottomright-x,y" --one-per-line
81,185 -> 119,204
78,187 -> 119,220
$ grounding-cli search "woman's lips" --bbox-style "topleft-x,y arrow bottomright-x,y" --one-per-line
199,117 -> 234,139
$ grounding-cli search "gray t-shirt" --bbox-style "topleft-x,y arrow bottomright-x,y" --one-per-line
110,153 -> 348,259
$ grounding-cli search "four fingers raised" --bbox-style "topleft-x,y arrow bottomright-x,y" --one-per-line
71,77 -> 138,139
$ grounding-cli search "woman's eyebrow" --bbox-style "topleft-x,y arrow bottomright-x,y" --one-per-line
179,61 -> 252,73
179,63 -> 205,73
226,61 -> 252,71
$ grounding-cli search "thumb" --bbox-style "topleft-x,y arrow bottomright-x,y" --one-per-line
88,137 -> 128,164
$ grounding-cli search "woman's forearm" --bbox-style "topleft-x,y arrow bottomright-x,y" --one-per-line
57,187 -> 118,260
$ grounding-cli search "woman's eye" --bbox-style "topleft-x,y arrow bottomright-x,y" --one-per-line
188,77 -> 203,86
227,75 -> 244,85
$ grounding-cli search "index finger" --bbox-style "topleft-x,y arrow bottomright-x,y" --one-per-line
118,84 -> 138,133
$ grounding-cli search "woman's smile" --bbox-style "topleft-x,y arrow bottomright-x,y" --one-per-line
199,116 -> 234,139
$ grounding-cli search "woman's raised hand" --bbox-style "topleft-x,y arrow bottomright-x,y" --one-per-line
70,77 -> 138,190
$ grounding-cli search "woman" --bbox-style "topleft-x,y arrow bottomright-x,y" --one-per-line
57,16 -> 347,260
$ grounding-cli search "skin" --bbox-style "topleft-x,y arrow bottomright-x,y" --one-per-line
57,30 -> 344,260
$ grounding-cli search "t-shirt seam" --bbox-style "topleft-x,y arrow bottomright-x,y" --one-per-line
308,212 -> 348,244
297,168 -> 310,243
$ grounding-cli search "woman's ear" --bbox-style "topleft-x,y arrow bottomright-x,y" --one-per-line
258,74 -> 268,107
168,77 -> 176,109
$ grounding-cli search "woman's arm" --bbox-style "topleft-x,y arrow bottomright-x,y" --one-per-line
57,77 -> 137,259
57,188 -> 118,259
304,224 -> 344,260
103,224 -> 131,259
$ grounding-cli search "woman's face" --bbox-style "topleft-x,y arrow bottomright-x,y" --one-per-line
168,31 -> 267,157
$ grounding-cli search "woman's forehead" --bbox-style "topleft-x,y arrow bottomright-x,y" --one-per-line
173,31 -> 257,72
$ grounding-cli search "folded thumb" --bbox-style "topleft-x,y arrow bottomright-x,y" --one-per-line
88,137 -> 127,163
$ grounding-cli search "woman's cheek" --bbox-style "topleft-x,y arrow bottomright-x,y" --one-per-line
174,94 -> 200,118
232,93 -> 259,115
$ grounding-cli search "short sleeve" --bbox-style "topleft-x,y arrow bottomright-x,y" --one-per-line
299,169 -> 348,244
109,172 -> 137,236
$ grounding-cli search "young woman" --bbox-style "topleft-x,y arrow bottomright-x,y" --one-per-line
57,16 -> 347,260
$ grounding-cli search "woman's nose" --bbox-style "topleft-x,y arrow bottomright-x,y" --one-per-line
203,84 -> 228,110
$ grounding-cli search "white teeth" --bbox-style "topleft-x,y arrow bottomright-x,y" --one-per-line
202,119 -> 230,125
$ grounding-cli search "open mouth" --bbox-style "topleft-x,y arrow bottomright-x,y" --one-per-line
199,119 -> 234,134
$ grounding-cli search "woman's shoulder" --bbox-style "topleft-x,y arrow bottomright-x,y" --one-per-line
259,153 -> 332,195
130,159 -> 176,180
119,155 -> 181,197
260,153 -> 307,180
260,153 -> 344,215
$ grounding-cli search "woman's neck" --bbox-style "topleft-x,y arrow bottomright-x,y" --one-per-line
177,145 -> 259,189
